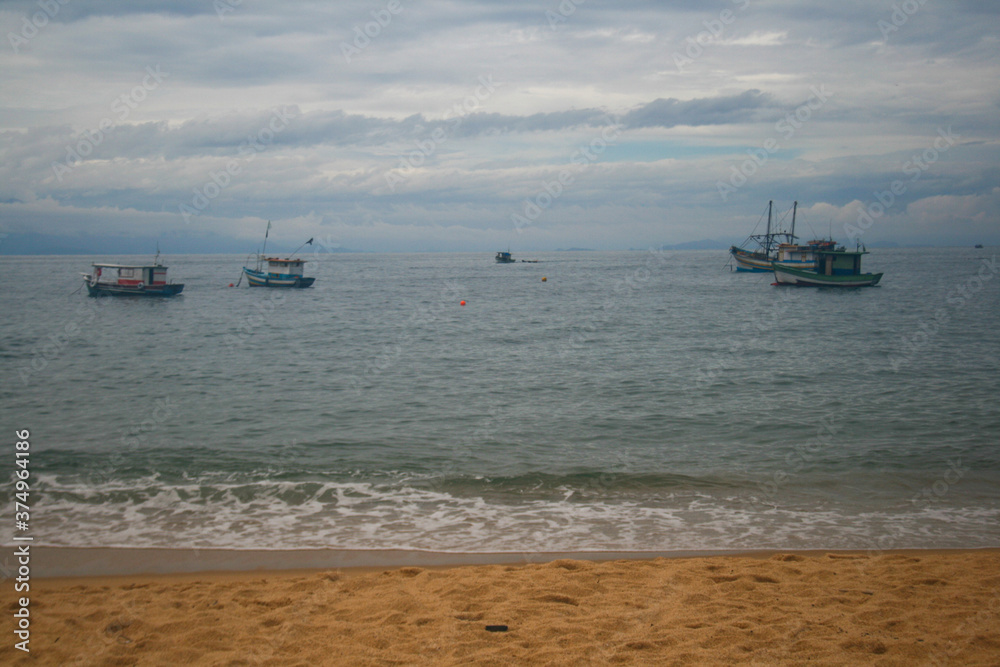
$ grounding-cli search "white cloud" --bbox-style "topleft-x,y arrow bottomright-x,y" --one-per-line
723,31 -> 788,47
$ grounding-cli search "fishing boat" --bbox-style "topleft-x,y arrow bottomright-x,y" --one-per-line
240,223 -> 315,288
730,201 -> 835,272
80,252 -> 184,297
495,250 -> 515,263
771,246 -> 883,287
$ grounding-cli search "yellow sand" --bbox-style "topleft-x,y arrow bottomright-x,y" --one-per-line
6,551 -> 1000,665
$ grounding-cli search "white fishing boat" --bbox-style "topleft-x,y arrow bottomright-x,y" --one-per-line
81,250 -> 184,297
730,201 -> 835,272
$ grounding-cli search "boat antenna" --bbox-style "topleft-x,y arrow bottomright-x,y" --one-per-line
790,201 -> 797,240
289,237 -> 314,258
154,242 -> 161,265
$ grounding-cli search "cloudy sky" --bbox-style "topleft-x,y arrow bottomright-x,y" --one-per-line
1,0 -> 998,253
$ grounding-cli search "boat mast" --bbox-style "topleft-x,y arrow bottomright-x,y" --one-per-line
258,220 -> 271,271
791,201 -> 797,240
765,200 -> 773,256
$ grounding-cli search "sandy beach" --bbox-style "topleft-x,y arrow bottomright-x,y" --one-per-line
5,550 -> 1000,665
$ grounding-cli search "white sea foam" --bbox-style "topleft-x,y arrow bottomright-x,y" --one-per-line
15,475 -> 1000,552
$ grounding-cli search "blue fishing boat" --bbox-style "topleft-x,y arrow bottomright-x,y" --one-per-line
243,257 -> 315,288
81,253 -> 184,297
240,223 -> 315,288
495,250 -> 515,263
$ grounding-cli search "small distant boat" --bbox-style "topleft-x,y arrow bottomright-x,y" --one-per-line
81,251 -> 184,297
772,246 -> 883,287
495,250 -> 515,263
730,201 -> 834,272
975,243 -> 984,249
241,223 -> 315,288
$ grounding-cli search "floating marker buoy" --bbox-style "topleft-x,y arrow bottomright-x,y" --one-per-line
460,300 -> 466,306
228,283 -> 234,287
541,277 -> 547,282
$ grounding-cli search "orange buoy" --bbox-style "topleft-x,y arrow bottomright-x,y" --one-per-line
460,300 -> 466,306
541,277 -> 547,282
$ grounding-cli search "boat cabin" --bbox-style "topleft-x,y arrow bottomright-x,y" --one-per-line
90,263 -> 169,286
816,248 -> 868,276
775,240 -> 836,265
263,257 -> 307,277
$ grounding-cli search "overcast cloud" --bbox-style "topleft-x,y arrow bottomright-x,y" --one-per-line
1,0 -> 998,253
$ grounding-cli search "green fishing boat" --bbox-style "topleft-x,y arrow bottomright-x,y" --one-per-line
771,246 -> 882,287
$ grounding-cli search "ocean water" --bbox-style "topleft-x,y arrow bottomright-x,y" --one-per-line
2,248 -> 998,554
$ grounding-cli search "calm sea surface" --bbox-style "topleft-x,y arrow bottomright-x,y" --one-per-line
2,248 -> 998,553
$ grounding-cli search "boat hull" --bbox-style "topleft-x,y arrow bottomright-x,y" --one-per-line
772,265 -> 882,287
85,282 -> 184,297
730,246 -> 771,272
243,267 -> 315,288
731,246 -> 824,272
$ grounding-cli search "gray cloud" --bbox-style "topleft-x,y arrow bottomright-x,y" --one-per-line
1,0 -> 999,252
